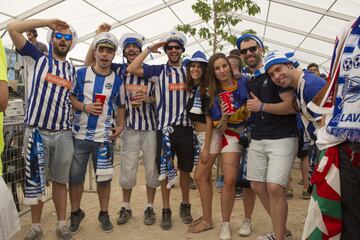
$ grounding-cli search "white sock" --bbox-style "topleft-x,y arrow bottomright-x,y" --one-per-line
57,220 -> 67,229
123,202 -> 130,210
145,203 -> 154,209
32,223 -> 41,231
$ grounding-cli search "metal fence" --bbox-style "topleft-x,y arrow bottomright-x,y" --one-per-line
1,118 -> 121,216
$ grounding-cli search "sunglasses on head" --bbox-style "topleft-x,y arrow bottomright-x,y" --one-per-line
165,45 -> 182,51
54,32 -> 73,41
239,46 -> 258,55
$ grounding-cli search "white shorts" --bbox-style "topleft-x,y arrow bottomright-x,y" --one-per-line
119,127 -> 159,189
247,138 -> 297,188
210,128 -> 242,154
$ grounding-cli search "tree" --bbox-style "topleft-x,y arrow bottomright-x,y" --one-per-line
177,0 -> 260,54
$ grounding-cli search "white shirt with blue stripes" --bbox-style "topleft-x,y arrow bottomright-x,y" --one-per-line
114,63 -> 157,131
143,63 -> 191,130
18,41 -> 75,130
72,66 -> 125,143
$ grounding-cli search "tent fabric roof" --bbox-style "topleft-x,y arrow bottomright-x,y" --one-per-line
1,0 -> 359,73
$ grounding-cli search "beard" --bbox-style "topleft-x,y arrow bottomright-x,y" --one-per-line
244,54 -> 262,69
53,43 -> 70,57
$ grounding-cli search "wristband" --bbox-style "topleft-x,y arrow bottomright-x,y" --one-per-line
260,102 -> 264,112
83,103 -> 87,113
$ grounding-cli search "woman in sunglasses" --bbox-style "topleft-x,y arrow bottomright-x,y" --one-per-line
207,53 -> 250,240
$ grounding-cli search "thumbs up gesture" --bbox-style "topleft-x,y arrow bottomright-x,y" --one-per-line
246,92 -> 263,112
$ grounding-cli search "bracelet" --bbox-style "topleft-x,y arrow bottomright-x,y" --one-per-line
83,103 -> 87,113
146,46 -> 151,54
260,102 -> 264,112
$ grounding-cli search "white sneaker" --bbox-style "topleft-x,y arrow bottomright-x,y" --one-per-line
238,218 -> 252,236
256,230 -> 292,240
220,222 -> 231,240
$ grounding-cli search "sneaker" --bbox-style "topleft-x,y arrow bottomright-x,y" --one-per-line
179,203 -> 193,224
302,190 -> 311,199
56,225 -> 72,240
219,222 -> 231,240
117,207 -> 132,225
256,230 -> 292,240
189,177 -> 197,189
98,212 -> 113,232
144,207 -> 156,225
160,208 -> 172,230
70,209 -> 85,234
238,218 -> 251,236
235,187 -> 243,199
24,227 -> 43,240
286,190 -> 293,199
216,175 -> 224,188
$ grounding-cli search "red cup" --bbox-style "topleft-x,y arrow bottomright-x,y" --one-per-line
95,93 -> 106,106
218,91 -> 235,114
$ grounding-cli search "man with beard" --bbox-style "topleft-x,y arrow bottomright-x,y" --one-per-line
26,29 -> 48,54
69,32 -> 125,234
127,31 -> 194,230
84,25 -> 159,226
7,18 -> 77,240
236,34 -> 297,240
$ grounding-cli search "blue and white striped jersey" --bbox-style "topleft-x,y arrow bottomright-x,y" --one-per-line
113,63 -> 156,131
18,41 -> 75,130
72,66 -> 125,143
296,70 -> 327,141
143,64 -> 191,130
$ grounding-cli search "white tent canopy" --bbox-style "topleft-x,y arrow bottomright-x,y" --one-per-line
1,0 -> 359,73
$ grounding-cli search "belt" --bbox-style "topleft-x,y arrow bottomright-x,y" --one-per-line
27,125 -> 71,132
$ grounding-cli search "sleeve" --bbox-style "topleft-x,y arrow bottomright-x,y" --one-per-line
143,64 -> 162,82
304,78 -> 327,121
17,41 -> 43,61
0,39 -> 7,81
72,68 -> 85,96
210,96 -> 222,127
116,82 -> 125,107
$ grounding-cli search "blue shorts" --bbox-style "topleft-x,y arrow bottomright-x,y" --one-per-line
69,139 -> 113,184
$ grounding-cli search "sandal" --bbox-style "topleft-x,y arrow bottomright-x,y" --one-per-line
189,220 -> 214,233
189,216 -> 203,227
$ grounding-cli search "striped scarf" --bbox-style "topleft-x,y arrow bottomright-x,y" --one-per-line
24,128 -> 46,205
302,147 -> 342,240
158,126 -> 177,189
96,143 -> 114,182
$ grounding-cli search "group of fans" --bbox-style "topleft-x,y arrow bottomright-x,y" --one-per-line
1,15 -> 359,240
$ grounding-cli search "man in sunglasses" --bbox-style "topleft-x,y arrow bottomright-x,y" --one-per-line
127,31 -> 194,230
8,19 -> 77,240
85,24 -> 159,227
236,34 -> 297,240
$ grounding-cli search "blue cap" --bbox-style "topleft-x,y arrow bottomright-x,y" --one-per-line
264,50 -> 299,72
236,34 -> 264,50
189,51 -> 208,63
119,33 -> 145,50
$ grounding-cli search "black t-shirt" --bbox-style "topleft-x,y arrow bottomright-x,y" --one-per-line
186,87 -> 210,124
246,72 -> 297,140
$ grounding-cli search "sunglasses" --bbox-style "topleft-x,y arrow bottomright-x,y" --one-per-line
54,32 -> 73,41
239,46 -> 258,55
165,45 -> 182,51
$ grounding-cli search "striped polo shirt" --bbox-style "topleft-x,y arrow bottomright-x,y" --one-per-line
18,41 -> 75,130
72,67 -> 125,143
143,63 -> 191,130
113,63 -> 156,131
296,70 -> 327,141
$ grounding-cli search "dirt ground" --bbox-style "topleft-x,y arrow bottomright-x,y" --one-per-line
14,154 -> 309,240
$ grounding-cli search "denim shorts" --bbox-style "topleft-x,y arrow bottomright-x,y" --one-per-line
69,139 -> 113,184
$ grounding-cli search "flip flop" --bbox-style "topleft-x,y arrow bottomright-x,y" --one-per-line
188,220 -> 214,233
189,216 -> 203,227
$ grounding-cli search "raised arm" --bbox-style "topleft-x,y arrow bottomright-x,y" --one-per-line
7,19 -> 69,51
127,41 -> 166,77
84,23 -> 111,66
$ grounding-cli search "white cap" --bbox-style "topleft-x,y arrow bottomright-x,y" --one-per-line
160,30 -> 187,46
119,33 -> 145,50
92,32 -> 118,51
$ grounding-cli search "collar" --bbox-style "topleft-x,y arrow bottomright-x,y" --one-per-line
251,66 -> 265,78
